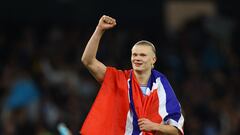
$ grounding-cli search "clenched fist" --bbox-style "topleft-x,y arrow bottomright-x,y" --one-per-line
97,15 -> 117,31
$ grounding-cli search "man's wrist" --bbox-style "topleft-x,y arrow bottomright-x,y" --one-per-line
153,123 -> 161,131
93,26 -> 105,38
96,26 -> 105,33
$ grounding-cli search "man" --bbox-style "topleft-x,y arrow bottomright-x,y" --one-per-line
81,15 -> 184,135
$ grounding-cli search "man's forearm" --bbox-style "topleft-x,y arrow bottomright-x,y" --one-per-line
81,27 -> 104,66
154,124 -> 180,135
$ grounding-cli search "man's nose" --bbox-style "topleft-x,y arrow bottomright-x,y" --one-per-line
134,57 -> 141,61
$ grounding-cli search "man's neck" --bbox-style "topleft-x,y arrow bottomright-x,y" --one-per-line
134,70 -> 151,85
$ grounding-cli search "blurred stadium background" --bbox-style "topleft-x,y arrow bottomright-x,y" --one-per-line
0,0 -> 239,135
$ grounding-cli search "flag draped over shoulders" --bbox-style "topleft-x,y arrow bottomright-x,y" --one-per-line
80,67 -> 184,135
80,67 -> 130,135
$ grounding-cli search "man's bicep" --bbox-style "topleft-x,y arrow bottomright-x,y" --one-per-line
86,59 -> 106,83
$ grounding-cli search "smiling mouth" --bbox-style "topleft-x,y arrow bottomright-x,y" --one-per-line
134,63 -> 142,67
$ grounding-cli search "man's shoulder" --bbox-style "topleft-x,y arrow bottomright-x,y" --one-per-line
106,66 -> 131,77
153,69 -> 167,79
107,66 -> 131,72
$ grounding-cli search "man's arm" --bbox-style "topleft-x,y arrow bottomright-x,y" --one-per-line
81,15 -> 116,83
138,118 -> 181,135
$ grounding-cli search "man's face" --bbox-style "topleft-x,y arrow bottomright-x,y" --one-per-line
131,45 -> 156,73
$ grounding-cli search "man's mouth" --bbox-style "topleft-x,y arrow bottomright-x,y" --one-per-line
134,63 -> 142,67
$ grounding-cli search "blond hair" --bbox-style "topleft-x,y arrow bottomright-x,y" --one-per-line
133,40 -> 156,55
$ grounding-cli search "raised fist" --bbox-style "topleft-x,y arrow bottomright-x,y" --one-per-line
97,15 -> 117,31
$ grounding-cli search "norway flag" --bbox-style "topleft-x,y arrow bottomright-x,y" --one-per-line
80,67 -> 184,135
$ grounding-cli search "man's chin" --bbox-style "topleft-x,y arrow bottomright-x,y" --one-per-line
133,68 -> 143,72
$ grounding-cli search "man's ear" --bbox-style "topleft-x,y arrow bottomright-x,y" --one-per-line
153,56 -> 157,64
